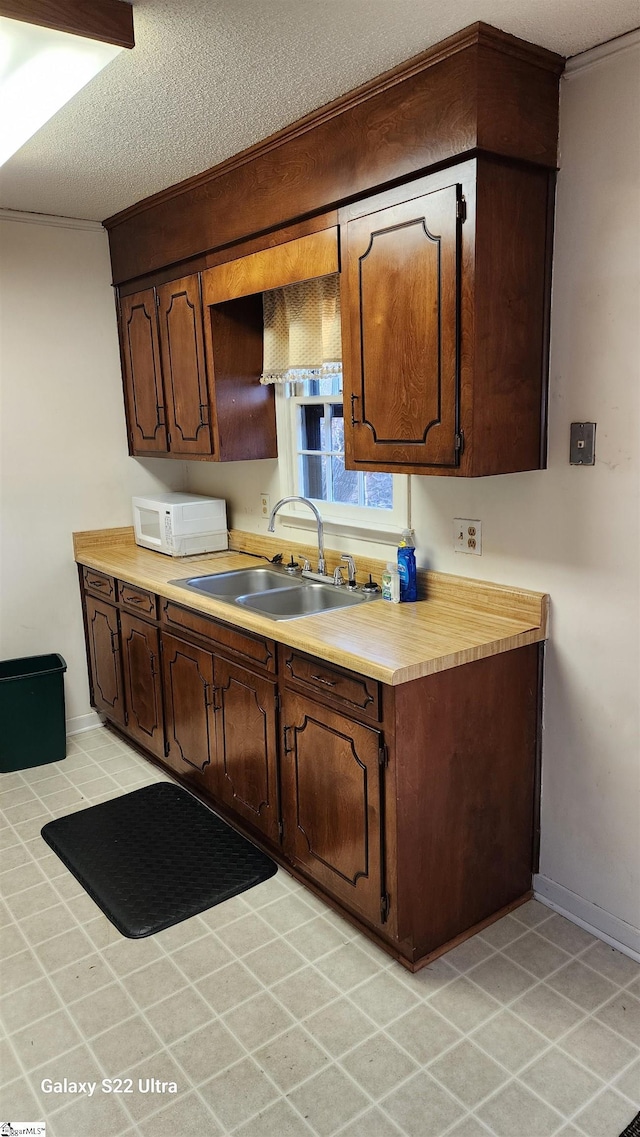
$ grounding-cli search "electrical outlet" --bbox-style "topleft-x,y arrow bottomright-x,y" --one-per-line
260,493 -> 271,518
453,518 -> 482,555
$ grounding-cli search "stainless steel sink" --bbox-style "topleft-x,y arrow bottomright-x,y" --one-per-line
175,567 -> 290,598
236,583 -> 370,619
170,565 -> 377,620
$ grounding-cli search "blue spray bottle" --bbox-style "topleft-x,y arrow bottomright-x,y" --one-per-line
397,529 -> 417,602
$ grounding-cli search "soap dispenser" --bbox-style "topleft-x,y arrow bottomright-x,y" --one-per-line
397,529 -> 417,602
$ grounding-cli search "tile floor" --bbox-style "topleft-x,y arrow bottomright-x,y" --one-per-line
1,726 -> 639,1137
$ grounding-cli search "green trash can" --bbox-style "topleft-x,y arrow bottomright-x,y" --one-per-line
0,654 -> 67,773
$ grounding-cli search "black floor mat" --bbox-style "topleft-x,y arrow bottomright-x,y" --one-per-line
41,782 -> 277,938
620,1113 -> 640,1137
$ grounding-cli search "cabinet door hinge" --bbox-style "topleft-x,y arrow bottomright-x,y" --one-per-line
274,690 -> 281,714
380,892 -> 390,923
457,196 -> 467,222
164,738 -> 170,758
378,741 -> 389,768
455,431 -> 465,455
278,819 -> 284,841
124,709 -> 129,726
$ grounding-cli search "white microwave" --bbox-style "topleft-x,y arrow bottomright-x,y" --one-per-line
132,493 -> 228,557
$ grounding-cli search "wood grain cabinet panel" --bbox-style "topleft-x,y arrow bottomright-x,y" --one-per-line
214,657 -> 279,843
117,277 -> 276,463
280,691 -> 386,926
119,581 -> 157,618
281,648 -> 381,722
82,567 -> 116,601
161,632 -> 217,790
341,183 -> 461,470
119,290 -> 168,454
85,596 -> 125,726
120,612 -> 164,760
340,158 -> 554,476
157,276 -> 213,456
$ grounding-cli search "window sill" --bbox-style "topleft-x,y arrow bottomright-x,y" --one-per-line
271,507 -> 404,548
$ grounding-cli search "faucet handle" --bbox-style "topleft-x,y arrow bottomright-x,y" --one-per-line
340,554 -> 357,587
332,566 -> 345,586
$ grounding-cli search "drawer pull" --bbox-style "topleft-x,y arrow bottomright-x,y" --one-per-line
88,578 -> 106,588
310,673 -> 337,687
125,595 -> 144,604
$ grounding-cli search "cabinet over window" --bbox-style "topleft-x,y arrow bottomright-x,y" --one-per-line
108,24 -> 563,478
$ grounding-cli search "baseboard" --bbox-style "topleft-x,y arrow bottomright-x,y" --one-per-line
66,711 -> 102,735
534,874 -> 640,962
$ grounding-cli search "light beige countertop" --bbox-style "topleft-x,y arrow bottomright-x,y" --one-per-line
74,528 -> 548,686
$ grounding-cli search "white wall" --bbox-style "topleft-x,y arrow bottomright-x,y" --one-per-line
189,34 -> 640,951
0,216 -> 183,730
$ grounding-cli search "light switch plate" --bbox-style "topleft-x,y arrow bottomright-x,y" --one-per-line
570,422 -> 596,465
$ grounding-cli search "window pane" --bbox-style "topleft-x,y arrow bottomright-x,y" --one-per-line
363,471 -> 393,509
301,454 -> 327,500
288,374 -> 343,398
332,454 -> 358,504
300,404 -> 324,451
330,404 -> 345,452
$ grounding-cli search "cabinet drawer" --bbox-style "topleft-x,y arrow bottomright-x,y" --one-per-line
119,581 -> 157,618
82,567 -> 116,601
161,600 -> 276,673
281,648 -> 381,721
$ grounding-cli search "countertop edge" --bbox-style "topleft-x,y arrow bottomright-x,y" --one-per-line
74,532 -> 548,686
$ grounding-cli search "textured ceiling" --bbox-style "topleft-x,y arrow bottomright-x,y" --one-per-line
0,0 -> 638,222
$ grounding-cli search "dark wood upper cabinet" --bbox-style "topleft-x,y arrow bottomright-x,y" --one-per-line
108,24 -> 562,477
119,290 -> 168,454
340,157 -> 554,476
341,182 -> 461,470
156,276 -> 213,457
118,275 -> 276,462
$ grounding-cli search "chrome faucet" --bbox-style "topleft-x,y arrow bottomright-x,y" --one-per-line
267,497 -> 326,575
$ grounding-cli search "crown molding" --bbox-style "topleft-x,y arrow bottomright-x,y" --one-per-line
0,208 -> 103,231
565,26 -> 640,75
0,0 -> 134,50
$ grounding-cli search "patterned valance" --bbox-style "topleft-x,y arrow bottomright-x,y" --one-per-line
260,274 -> 342,384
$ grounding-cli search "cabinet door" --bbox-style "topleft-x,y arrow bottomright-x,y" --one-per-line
341,183 -> 461,469
214,657 -> 279,843
85,596 -> 125,726
119,290 -> 168,454
161,633 -> 216,788
120,612 -> 164,760
157,276 -> 214,456
280,691 -> 385,925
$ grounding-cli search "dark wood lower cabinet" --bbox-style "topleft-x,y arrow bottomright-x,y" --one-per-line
214,656 -> 279,844
81,576 -> 542,970
120,612 -> 164,760
85,596 -> 125,726
161,632 -> 216,789
280,691 -> 385,928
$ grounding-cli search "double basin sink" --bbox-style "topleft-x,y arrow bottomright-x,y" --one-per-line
170,566 -> 377,621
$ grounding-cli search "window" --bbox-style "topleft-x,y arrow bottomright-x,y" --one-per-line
275,374 -> 409,540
